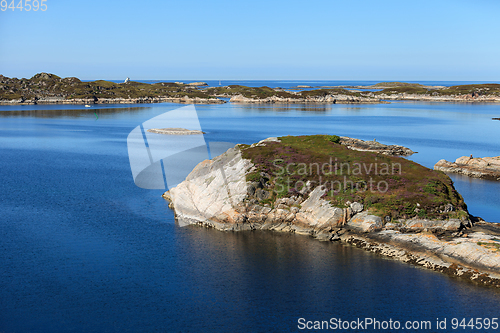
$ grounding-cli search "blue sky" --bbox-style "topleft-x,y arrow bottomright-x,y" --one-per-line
0,0 -> 499,80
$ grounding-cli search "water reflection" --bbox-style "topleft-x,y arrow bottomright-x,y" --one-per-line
173,226 -> 500,332
237,103 -> 333,113
0,105 -> 151,118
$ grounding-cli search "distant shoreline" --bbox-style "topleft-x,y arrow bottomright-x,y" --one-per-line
2,73 -> 500,105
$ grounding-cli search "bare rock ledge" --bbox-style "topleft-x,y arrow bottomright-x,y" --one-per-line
339,136 -> 415,156
147,128 -> 205,135
435,155 -> 500,180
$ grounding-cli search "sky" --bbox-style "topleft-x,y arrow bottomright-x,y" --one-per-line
0,0 -> 499,80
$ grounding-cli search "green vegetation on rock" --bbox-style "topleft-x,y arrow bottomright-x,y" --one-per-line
327,135 -> 341,143
241,135 -> 468,220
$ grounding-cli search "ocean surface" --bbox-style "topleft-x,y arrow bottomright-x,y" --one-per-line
1,94 -> 500,332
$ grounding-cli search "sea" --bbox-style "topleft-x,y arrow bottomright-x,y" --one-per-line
1,80 -> 500,332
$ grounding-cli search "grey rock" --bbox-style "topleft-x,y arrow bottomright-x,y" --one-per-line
247,182 -> 258,196
443,203 -> 455,213
256,189 -> 270,201
339,137 -> 415,156
434,156 -> 500,180
350,202 -> 364,214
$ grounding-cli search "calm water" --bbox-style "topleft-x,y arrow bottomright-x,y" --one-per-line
1,100 -> 500,332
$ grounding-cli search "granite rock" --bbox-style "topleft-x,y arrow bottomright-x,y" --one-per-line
434,156 -> 500,180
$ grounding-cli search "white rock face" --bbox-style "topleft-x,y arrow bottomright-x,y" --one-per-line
295,187 -> 344,230
168,147 -> 253,227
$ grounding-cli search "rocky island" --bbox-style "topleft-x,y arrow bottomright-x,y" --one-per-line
164,135 -> 500,287
207,86 -> 382,104
435,155 -> 500,180
0,73 -> 223,105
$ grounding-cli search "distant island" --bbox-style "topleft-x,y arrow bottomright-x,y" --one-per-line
0,73 -> 223,105
164,135 -> 500,287
1,73 -> 500,105
147,128 -> 205,135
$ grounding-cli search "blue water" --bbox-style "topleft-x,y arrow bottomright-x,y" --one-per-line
1,101 -> 500,332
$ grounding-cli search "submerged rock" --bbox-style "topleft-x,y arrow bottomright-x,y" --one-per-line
147,128 -> 205,135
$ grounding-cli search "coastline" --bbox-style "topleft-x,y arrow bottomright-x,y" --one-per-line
0,96 -> 225,105
6,94 -> 500,105
3,73 -> 500,105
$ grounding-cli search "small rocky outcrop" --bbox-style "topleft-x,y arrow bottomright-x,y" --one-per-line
339,136 -> 415,156
434,155 -> 500,180
186,82 -> 208,86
